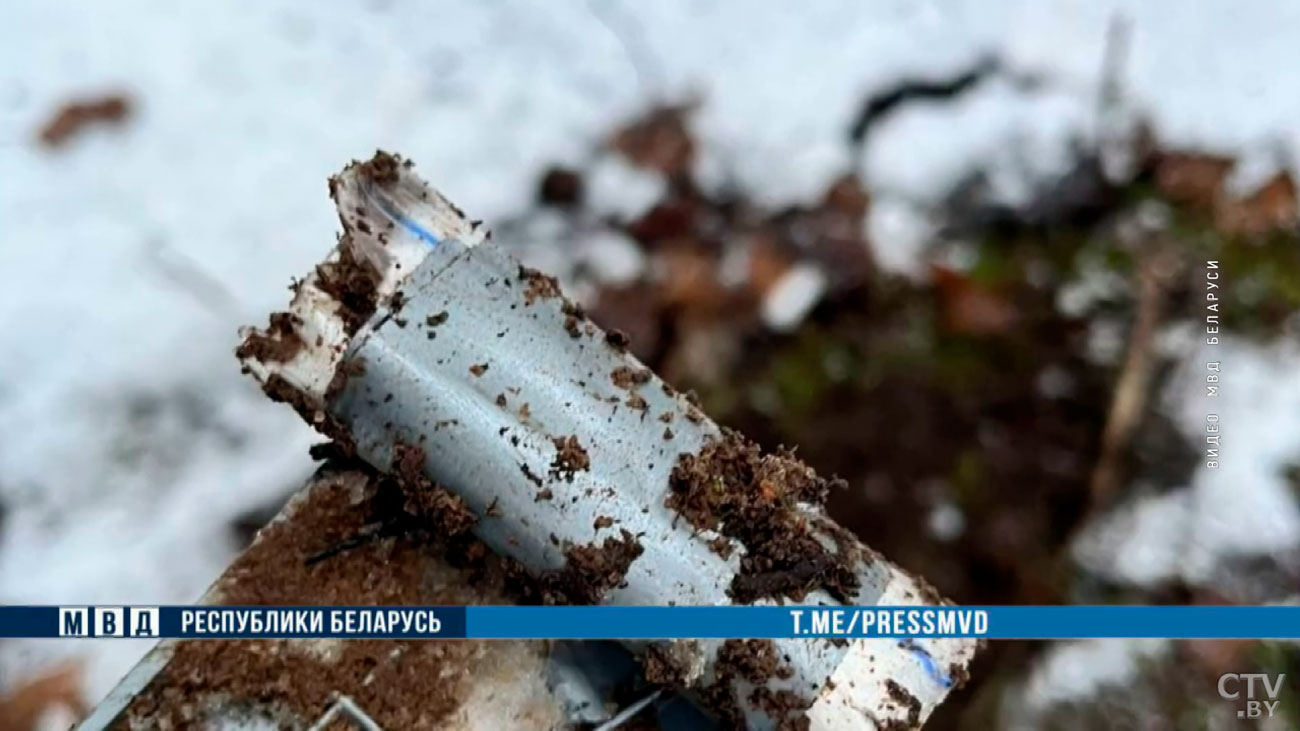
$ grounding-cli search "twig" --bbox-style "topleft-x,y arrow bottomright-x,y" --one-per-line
593,689 -> 663,731
1096,14 -> 1132,128
307,695 -> 383,731
1086,243 -> 1180,512
303,518 -> 414,566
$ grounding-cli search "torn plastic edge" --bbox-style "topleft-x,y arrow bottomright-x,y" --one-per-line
238,153 -> 487,403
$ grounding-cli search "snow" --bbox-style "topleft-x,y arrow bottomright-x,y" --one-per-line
865,197 -> 934,279
926,500 -> 966,543
579,229 -> 646,286
585,153 -> 666,222
761,263 -> 827,333
1074,336 -> 1300,588
1073,489 -> 1196,586
1006,638 -> 1171,730
1,0 -> 1299,711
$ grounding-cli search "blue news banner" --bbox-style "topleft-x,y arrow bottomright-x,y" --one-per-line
1,606 -> 1300,640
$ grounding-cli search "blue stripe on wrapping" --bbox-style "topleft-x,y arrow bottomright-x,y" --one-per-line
900,639 -> 952,688
365,184 -> 441,246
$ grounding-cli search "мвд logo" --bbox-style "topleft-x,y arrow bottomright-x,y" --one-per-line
58,606 -> 160,638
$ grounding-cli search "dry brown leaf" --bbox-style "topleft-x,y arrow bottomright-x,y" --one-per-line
652,244 -> 725,311
1215,171 -> 1299,237
930,264 -> 1019,336
1153,152 -> 1235,211
610,103 -> 697,177
821,173 -> 871,221
745,234 -> 795,298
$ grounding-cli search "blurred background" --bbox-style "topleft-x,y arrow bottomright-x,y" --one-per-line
2,1 -> 1300,728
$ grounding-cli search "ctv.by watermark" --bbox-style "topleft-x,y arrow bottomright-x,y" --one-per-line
1218,673 -> 1286,719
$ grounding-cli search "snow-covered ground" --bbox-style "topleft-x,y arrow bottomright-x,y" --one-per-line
1075,333 -> 1300,588
2,0 -> 1299,712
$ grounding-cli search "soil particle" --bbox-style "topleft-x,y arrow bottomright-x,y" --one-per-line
259,374 -> 357,458
716,639 -> 782,685
325,356 -> 367,405
910,576 -> 946,607
747,687 -> 813,724
38,93 -> 132,147
313,242 -> 382,334
519,265 -> 562,305
562,300 -> 586,319
776,715 -> 813,731
356,150 -> 403,187
390,443 -> 476,537
520,463 -> 544,487
666,429 -> 859,603
594,515 -> 615,530
663,427 -> 675,441
701,638 -> 804,728
707,535 -> 735,559
307,441 -> 352,463
536,529 -> 644,605
730,552 -> 857,605
611,365 -> 652,390
698,683 -> 744,729
118,469 -> 500,730
425,311 -> 449,327
236,311 -> 304,364
557,299 -> 590,339
534,488 -> 554,502
947,662 -> 971,690
885,679 -> 922,728
469,363 -> 489,376
496,393 -> 508,407
627,393 -> 649,411
549,435 -> 591,482
642,643 -> 692,686
605,329 -> 632,351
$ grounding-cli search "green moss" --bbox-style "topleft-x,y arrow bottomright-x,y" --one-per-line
967,235 -> 1017,287
948,448 -> 986,506
731,327 -> 867,417
1161,207 -> 1300,337
929,334 -> 1002,393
